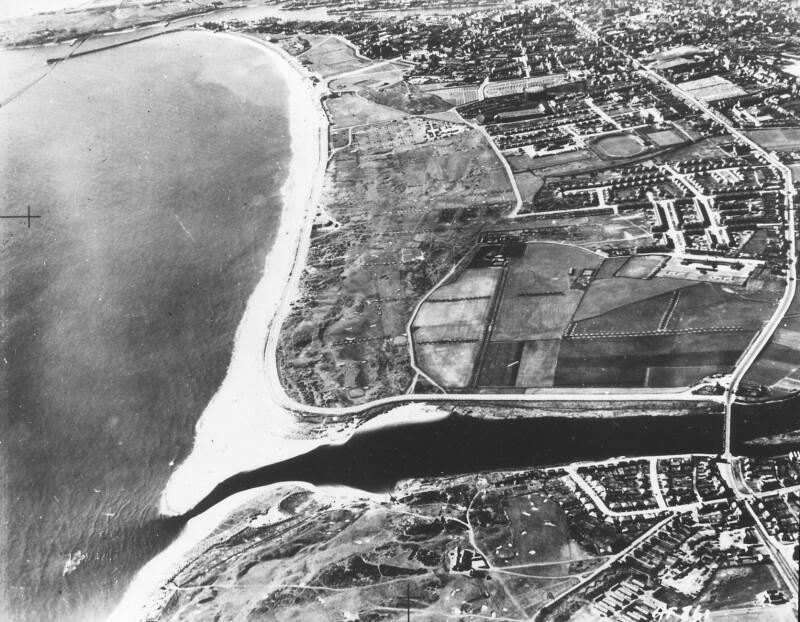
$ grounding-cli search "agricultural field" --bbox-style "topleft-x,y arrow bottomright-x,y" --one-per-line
476,341 -> 526,387
743,282 -> 800,399
413,297 -> 491,342
429,267 -> 500,300
412,240 -> 779,391
515,339 -> 562,387
666,282 -> 780,330
570,275 -> 692,322
415,341 -> 479,388
571,290 -> 679,335
554,331 -> 756,387
492,243 -> 602,341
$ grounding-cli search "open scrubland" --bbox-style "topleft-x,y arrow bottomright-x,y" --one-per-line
275,47 -> 515,406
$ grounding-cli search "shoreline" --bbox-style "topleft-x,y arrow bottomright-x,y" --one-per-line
111,482 -> 386,622
157,30 -> 471,518
158,32 -> 331,518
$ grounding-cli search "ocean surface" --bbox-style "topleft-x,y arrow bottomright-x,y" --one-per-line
0,30 -> 292,621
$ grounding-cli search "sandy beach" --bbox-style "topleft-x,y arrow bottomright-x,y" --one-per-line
112,482 -> 388,622
159,33 -> 330,518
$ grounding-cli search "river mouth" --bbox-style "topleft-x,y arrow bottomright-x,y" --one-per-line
181,393 -> 800,521
183,410 -> 726,519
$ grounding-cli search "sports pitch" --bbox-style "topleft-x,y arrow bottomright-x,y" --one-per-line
592,133 -> 647,158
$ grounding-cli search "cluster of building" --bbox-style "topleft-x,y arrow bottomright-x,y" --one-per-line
545,470 -> 662,554
577,460 -> 660,513
401,454 -> 797,620
656,456 -> 732,507
580,503 -> 783,621
743,452 -> 800,492
563,0 -> 800,124
752,493 -> 800,545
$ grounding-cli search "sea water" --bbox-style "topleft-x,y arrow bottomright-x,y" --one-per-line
0,30 -> 292,621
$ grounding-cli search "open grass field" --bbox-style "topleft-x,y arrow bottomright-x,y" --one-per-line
790,163 -> 800,184
480,490 -> 589,572
745,344 -> 800,389
655,135 -> 733,162
745,127 -> 800,151
516,339 -> 562,387
415,341 -> 478,388
297,36 -> 369,77
646,128 -> 686,147
572,275 -> 692,321
506,149 -> 604,177
669,282 -> 779,329
476,341 -> 525,386
646,365 -> 722,387
413,295 -> 490,343
593,256 -> 628,279
743,283 -> 800,397
592,133 -> 647,158
615,254 -> 668,278
430,267 -> 501,300
554,330 -> 755,387
514,170 -> 546,204
329,61 -> 411,92
708,607 -> 798,622
325,92 -> 407,127
701,565 -> 783,611
572,290 -> 675,335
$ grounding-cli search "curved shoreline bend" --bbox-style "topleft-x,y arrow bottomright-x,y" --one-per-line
158,33 -> 330,518
159,33 -> 458,519
113,482 -> 386,622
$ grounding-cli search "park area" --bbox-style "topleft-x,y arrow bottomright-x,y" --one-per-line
410,241 -> 781,391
